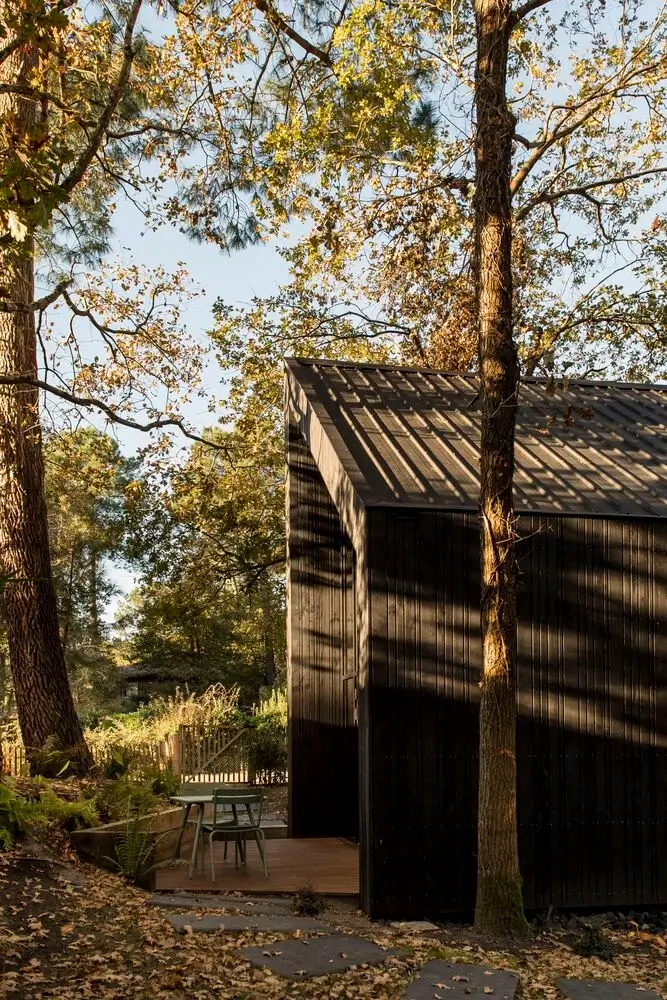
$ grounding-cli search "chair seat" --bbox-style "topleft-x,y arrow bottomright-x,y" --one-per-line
202,821 -> 258,834
199,791 -> 269,881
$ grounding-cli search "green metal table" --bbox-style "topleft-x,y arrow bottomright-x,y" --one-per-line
171,787 -> 258,878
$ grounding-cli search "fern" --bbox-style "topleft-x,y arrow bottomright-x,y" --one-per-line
108,812 -> 170,883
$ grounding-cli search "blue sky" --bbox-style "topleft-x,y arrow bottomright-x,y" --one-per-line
107,197 -> 291,440
102,199 -> 291,615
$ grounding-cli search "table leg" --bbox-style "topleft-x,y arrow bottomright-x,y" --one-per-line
173,803 -> 192,859
188,805 -> 204,879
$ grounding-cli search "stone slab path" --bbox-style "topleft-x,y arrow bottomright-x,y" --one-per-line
166,912 -> 328,934
557,980 -> 663,1000
152,894 -> 662,1000
402,961 -> 519,1000
240,933 -> 395,978
148,893 -> 293,914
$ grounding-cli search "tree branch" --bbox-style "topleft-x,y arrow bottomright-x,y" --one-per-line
59,0 -> 143,195
516,166 -> 667,221
0,279 -> 73,314
509,0 -> 554,29
0,374 -> 225,451
252,0 -> 333,67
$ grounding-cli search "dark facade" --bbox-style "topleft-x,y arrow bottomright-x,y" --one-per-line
286,359 -> 667,919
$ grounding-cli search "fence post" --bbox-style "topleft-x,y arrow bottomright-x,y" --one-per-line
170,733 -> 183,779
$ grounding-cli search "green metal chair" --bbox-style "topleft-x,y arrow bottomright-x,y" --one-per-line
201,790 -> 268,882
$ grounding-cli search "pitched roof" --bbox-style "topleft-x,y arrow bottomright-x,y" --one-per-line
286,357 -> 667,517
119,664 -> 162,681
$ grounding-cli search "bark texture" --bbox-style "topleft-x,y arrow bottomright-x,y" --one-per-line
472,0 -> 527,935
0,41 -> 91,775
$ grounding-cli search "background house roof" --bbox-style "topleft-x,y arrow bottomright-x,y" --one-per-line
118,664 -> 162,682
286,357 -> 667,517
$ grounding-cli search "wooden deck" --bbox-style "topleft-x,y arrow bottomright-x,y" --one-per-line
155,837 -> 359,896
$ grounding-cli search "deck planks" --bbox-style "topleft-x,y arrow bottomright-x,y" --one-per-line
155,837 -> 359,896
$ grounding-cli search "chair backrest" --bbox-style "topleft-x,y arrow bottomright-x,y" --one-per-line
211,789 -> 264,828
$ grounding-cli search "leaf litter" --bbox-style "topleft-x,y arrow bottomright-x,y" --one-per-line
1,845 -> 666,1000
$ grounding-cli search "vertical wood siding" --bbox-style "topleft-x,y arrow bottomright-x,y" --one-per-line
516,515 -> 667,912
365,510 -> 667,918
366,509 -> 480,918
287,424 -> 358,839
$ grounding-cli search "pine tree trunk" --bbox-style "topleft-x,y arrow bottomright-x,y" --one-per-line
0,42 -> 91,776
472,0 -> 527,935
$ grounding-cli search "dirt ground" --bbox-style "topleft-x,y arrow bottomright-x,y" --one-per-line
262,784 -> 287,823
1,839 -> 666,1000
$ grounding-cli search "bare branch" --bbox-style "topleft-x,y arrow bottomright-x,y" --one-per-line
0,279 -> 73,314
516,166 -> 667,221
0,374 -> 225,451
510,0 -> 554,29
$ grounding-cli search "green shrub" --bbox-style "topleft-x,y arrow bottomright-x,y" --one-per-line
145,765 -> 180,799
95,777 -> 160,824
248,719 -> 287,784
34,789 -> 99,832
102,745 -> 135,779
247,691 -> 288,785
108,812 -> 174,885
0,781 -> 34,849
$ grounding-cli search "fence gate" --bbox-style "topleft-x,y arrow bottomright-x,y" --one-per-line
178,724 -> 254,783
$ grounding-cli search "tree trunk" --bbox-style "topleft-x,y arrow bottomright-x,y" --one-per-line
89,544 -> 102,644
0,42 -> 91,776
261,583 -> 276,688
472,0 -> 527,935
62,546 -> 77,651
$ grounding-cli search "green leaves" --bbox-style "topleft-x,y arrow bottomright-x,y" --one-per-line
212,0 -> 667,382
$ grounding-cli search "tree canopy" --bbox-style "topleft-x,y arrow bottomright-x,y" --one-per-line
212,0 -> 667,403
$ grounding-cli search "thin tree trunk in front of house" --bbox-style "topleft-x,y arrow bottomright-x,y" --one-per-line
472,0 -> 527,936
0,43 -> 92,776
261,584 -> 276,687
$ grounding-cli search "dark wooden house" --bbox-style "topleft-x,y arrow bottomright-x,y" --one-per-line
285,358 -> 667,920
118,664 -> 177,702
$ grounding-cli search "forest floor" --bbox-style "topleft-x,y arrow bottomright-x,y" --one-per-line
1,837 -> 667,1000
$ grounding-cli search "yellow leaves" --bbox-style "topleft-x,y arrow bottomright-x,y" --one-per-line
48,260 -> 205,412
4,210 -> 27,242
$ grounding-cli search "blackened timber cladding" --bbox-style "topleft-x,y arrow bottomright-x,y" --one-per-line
287,423 -> 358,843
366,509 -> 667,917
285,359 -> 667,919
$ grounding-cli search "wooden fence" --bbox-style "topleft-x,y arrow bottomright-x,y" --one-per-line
1,740 -> 27,777
0,734 -> 177,779
177,725 -> 255,783
1,724 -> 287,786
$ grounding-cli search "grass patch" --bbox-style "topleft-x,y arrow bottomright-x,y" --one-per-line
292,884 -> 327,917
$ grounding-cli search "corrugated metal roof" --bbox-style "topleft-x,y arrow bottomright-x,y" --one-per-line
286,358 -> 667,517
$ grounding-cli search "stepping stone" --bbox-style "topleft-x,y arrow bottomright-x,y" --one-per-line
240,933 -> 394,978
403,961 -> 519,1000
166,913 -> 327,934
149,893 -> 293,914
390,920 -> 440,933
557,980 -> 662,1000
